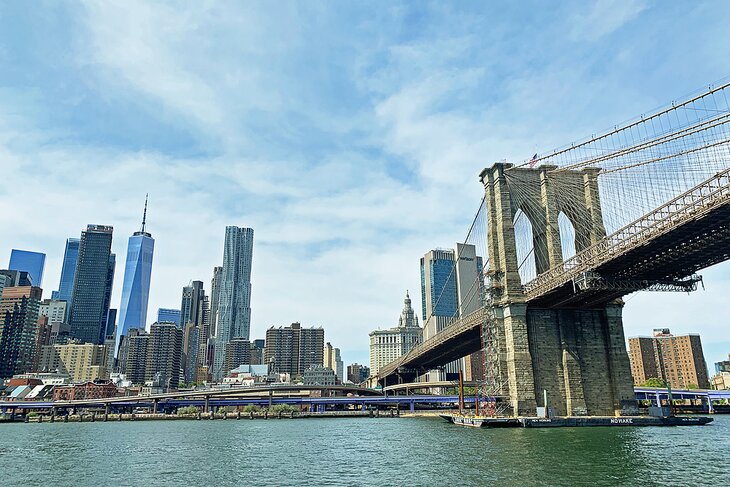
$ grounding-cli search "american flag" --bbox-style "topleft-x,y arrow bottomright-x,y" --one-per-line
528,153 -> 538,168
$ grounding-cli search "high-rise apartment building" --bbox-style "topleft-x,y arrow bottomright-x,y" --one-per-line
8,249 -> 46,287
264,322 -> 324,377
214,227 -> 254,377
347,363 -> 370,384
119,328 -> 149,383
68,225 -> 115,345
249,339 -> 265,365
369,291 -> 422,376
0,286 -> 43,379
39,299 -> 69,343
628,328 -> 710,389
157,308 -> 181,328
39,341 -> 109,382
223,337 -> 251,375
182,322 -> 199,383
146,322 -> 183,389
52,238 -> 80,305
117,198 -> 155,351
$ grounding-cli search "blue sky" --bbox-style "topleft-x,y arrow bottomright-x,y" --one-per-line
1,1 -> 729,368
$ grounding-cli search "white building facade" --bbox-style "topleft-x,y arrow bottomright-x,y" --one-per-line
369,291 -> 422,376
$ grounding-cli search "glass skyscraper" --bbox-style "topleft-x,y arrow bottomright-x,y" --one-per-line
420,249 -> 458,325
157,308 -> 181,327
116,201 -> 155,351
52,238 -> 80,304
213,226 -> 254,378
8,249 -> 46,288
68,224 -> 115,344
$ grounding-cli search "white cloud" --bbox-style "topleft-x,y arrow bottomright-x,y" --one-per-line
569,0 -> 649,42
1,1 -> 728,370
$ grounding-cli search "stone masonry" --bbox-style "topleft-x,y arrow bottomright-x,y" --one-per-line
480,163 -> 637,416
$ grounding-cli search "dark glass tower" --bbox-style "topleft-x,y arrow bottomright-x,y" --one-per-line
68,225 -> 115,344
52,238 -> 80,305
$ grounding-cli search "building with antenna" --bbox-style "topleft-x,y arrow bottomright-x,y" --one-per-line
116,196 -> 155,352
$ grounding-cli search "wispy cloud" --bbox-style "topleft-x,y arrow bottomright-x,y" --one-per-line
1,1 -> 728,366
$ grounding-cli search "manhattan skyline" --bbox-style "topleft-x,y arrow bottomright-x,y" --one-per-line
1,2 -> 729,368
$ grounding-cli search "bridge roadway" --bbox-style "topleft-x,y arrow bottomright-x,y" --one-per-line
0,384 -> 380,411
377,169 -> 730,384
2,387 -> 727,412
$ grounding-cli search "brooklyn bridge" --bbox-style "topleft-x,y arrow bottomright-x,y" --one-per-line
376,81 -> 730,417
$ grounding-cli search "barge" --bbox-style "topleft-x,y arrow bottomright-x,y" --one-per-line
440,413 -> 714,428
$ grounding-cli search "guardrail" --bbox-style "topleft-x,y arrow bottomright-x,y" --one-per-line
523,168 -> 730,299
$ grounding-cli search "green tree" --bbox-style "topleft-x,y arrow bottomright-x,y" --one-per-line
643,377 -> 667,388
176,406 -> 199,415
686,383 -> 699,390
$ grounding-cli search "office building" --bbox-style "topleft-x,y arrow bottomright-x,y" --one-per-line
0,286 -> 43,379
146,322 -> 183,389
39,341 -> 109,382
214,227 -> 254,377
0,269 -> 33,288
264,322 -> 324,377
323,342 -> 344,383
369,291 -> 422,376
52,238 -> 80,305
420,244 -> 484,379
210,266 -> 222,337
303,365 -> 337,386
117,198 -> 155,350
68,225 -> 115,345
0,273 -> 8,299
180,281 -> 205,328
628,328 -> 710,389
711,355 -> 730,390
347,363 -> 370,384
8,249 -> 46,287
157,308 -> 181,328
715,355 -> 730,374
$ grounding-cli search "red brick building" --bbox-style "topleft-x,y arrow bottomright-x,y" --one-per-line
52,381 -> 120,401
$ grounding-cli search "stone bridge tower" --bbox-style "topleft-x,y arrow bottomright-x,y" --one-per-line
480,162 -> 637,417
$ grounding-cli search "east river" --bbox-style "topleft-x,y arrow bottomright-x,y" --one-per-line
1,415 -> 728,486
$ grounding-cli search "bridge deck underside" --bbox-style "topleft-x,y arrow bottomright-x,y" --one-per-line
388,327 -> 482,380
530,204 -> 730,308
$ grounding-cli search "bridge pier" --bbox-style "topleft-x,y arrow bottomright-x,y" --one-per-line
153,399 -> 159,414
204,396 -> 210,413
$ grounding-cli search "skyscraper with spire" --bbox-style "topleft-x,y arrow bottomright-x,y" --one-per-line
116,196 -> 155,352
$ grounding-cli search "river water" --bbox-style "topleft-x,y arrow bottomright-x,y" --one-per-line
1,415 -> 728,486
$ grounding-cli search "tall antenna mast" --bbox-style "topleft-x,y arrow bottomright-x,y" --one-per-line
141,193 -> 148,233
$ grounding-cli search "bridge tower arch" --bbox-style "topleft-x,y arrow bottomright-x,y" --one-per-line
480,163 -> 636,417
